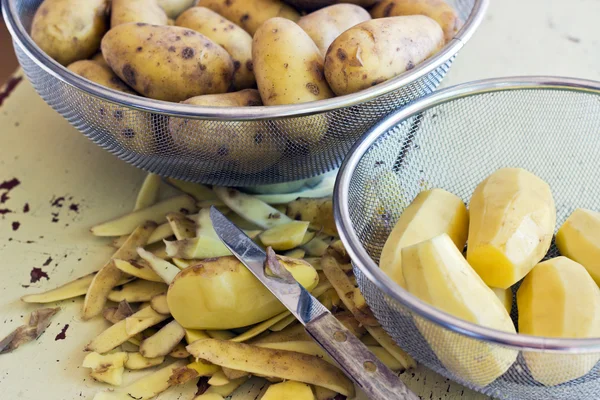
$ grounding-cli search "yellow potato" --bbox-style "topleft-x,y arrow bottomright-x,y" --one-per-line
196,0 -> 300,35
101,23 -> 234,102
91,52 -> 109,68
111,0 -> 168,27
253,18 -> 334,106
491,287 -> 513,314
169,90 -> 282,173
298,4 -> 371,56
379,188 -> 469,288
31,0 -> 108,66
176,7 -> 255,90
324,16 -> 444,96
556,208 -> 600,285
402,233 -> 517,387
467,168 -> 556,289
286,0 -> 378,11
518,257 -> 600,386
158,0 -> 196,18
371,0 -> 463,43
67,60 -> 157,153
167,256 -> 318,329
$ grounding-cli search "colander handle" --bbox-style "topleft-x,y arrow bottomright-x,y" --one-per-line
306,313 -> 420,400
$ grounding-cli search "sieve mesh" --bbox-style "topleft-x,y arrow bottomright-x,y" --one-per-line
337,80 -> 600,399
4,0 -> 485,185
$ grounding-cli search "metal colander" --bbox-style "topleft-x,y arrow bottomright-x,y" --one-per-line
334,77 -> 600,400
2,0 -> 487,186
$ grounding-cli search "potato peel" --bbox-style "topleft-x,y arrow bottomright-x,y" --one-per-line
0,307 -> 60,354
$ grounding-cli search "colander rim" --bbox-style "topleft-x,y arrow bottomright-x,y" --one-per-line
334,75 -> 600,353
1,0 -> 488,120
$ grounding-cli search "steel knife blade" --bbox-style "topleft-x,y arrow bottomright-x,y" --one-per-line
210,207 -> 419,400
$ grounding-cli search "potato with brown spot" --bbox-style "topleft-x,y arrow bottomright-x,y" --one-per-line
176,7 -> 255,90
284,0 -> 379,12
67,60 -> 156,153
371,0 -> 462,43
111,0 -> 168,28
195,0 -> 300,35
101,23 -> 234,101
297,4 -> 371,56
324,16 -> 444,96
253,18 -> 334,144
31,0 -> 108,66
170,90 -> 282,173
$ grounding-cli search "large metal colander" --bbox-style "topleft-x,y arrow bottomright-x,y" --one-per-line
2,0 -> 486,186
334,77 -> 600,400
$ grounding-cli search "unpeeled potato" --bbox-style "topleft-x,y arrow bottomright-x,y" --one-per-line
169,90 -> 283,173
111,0 -> 168,27
371,0 -> 463,43
31,0 -> 109,66
297,4 -> 371,56
324,16 -> 444,96
101,23 -> 234,102
176,7 -> 255,90
167,256 -> 318,329
67,60 -> 156,153
196,0 -> 300,35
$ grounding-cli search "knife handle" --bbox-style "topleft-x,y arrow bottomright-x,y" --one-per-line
306,312 -> 419,400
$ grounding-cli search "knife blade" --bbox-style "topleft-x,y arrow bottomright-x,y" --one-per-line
210,207 -> 419,400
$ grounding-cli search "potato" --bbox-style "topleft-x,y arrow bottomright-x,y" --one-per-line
167,256 -> 318,329
324,16 -> 444,96
169,90 -> 282,173
111,0 -> 168,27
518,257 -> 600,386
196,0 -> 300,35
176,7 -> 255,90
253,18 -> 334,106
285,0 -> 379,12
91,52 -> 109,68
556,208 -> 600,285
379,188 -> 468,288
402,233 -> 517,386
371,0 -> 462,43
101,23 -> 234,102
491,287 -> 513,314
67,60 -> 157,153
31,0 -> 108,66
158,0 -> 196,18
297,4 -> 371,56
467,168 -> 556,289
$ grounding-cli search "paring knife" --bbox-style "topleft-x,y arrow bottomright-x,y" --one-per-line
209,207 -> 419,400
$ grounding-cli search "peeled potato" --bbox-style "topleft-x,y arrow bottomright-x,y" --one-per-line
555,208 -> 600,285
467,168 -> 556,289
402,233 -> 517,387
380,188 -> 468,287
518,257 -> 600,386
167,256 -> 318,329
491,287 -> 513,314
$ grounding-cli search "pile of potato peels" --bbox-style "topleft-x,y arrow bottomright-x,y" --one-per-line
15,174 -> 414,399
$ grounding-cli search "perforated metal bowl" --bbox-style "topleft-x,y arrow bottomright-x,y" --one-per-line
2,0 -> 487,186
335,77 -> 600,400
